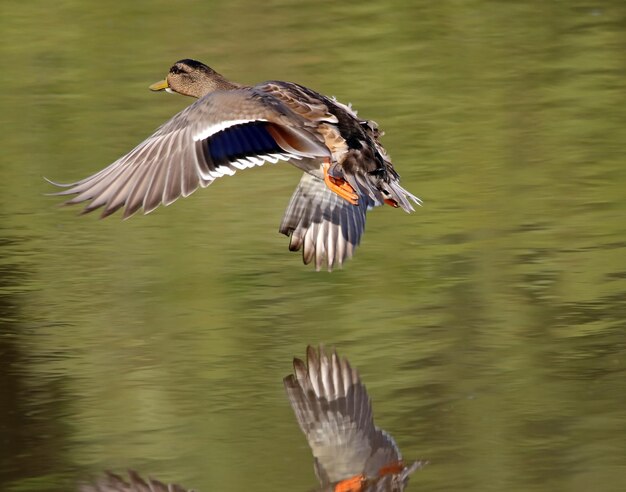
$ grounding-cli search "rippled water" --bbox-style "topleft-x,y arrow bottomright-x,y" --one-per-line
1,1 -> 625,491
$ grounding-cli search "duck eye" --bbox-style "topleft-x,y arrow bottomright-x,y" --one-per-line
170,66 -> 187,75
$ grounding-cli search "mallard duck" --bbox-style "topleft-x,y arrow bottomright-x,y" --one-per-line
50,59 -> 420,271
284,346 -> 424,491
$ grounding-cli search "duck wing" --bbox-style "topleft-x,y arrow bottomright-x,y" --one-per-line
79,470 -> 191,492
49,89 -> 330,219
279,172 -> 374,271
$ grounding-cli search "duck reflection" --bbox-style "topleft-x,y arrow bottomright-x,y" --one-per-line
80,470 -> 189,492
81,346 -> 423,492
285,346 -> 423,492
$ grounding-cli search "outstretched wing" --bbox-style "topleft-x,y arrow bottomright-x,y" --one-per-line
79,470 -> 191,492
49,89 -> 330,219
279,172 -> 374,271
284,346 -> 402,486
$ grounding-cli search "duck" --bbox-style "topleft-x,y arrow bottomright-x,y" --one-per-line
284,346 -> 425,491
50,59 -> 421,271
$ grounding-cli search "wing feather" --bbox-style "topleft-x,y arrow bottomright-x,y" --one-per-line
284,346 -> 403,485
279,172 -> 375,271
79,470 -> 190,492
49,89 -> 329,218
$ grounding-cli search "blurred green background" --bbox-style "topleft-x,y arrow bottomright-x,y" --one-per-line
1,1 -> 625,491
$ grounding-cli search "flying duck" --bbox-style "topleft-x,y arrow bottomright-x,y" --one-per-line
50,60 -> 421,271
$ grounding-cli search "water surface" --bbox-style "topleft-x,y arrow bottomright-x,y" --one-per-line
1,1 -> 625,491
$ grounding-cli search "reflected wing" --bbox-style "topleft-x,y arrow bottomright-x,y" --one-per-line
279,172 -> 375,271
79,470 -> 191,492
284,346 -> 402,486
49,89 -> 330,219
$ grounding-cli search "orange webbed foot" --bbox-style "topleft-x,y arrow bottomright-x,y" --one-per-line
334,474 -> 365,492
378,461 -> 404,476
323,160 -> 359,205
384,198 -> 399,208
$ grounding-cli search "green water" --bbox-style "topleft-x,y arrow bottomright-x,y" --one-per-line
1,1 -> 625,491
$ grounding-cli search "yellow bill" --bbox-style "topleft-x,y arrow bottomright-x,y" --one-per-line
149,79 -> 169,91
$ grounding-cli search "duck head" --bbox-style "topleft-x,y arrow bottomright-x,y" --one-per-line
149,59 -> 239,98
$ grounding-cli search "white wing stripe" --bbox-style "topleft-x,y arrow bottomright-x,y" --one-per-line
230,159 -> 249,170
192,119 -> 268,141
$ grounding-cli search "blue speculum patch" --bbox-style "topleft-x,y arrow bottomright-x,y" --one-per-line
205,122 -> 283,165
